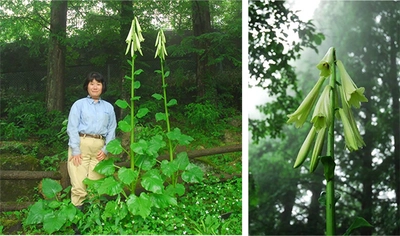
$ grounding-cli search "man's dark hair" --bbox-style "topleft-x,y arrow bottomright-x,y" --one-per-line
83,72 -> 107,94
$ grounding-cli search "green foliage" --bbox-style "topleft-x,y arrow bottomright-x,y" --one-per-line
1,99 -> 66,144
249,0 -> 324,141
185,101 -> 221,134
344,217 -> 373,236
23,179 -> 77,235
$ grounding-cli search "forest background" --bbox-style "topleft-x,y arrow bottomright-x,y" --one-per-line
249,0 -> 399,235
0,0 -> 241,155
0,0 -> 242,234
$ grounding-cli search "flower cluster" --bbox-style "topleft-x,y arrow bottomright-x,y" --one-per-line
288,47 -> 368,172
155,29 -> 168,60
125,16 -> 144,57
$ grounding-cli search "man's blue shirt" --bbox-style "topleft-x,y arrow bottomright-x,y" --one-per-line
67,96 -> 117,156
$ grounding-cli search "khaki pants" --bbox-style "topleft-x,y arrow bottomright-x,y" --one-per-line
67,137 -> 104,206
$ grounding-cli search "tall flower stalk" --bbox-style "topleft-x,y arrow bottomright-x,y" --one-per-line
124,16 -> 144,192
288,47 -> 368,235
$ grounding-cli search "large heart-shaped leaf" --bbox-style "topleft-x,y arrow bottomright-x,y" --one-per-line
42,178 -> 62,199
97,176 -> 123,196
118,167 -> 138,185
94,158 -> 115,176
161,160 -> 178,177
141,169 -> 164,194
43,211 -> 67,234
106,139 -> 124,155
150,193 -> 177,208
126,193 -> 152,219
182,163 -> 204,183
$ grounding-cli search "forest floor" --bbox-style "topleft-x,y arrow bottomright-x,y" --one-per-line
0,116 -> 242,235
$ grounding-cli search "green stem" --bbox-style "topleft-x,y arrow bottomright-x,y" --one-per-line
326,48 -> 337,236
130,55 -> 136,193
160,59 -> 173,161
160,58 -> 176,185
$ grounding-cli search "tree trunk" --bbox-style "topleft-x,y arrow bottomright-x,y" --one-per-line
388,10 -> 400,234
191,0 -> 214,100
307,180 -> 323,233
278,189 -> 296,234
46,0 -> 67,112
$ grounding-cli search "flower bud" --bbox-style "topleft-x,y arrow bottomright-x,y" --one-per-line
310,127 -> 326,173
125,17 -> 144,57
294,126 -> 317,168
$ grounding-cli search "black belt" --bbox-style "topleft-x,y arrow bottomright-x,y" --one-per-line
79,133 -> 104,139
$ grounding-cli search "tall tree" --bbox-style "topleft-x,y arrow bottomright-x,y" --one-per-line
191,0 -> 213,99
46,0 -> 67,112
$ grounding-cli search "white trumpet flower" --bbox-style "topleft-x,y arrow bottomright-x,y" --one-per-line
311,85 -> 332,131
337,60 -> 368,108
316,47 -> 335,77
287,76 -> 327,128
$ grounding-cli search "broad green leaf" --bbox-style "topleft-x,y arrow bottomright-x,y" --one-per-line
132,96 -> 141,101
83,178 -> 104,190
130,139 -> 148,155
165,183 -> 185,197
134,80 -> 141,89
175,152 -> 189,170
141,169 -> 164,194
155,112 -> 166,121
161,160 -> 178,177
164,71 -> 170,77
182,163 -> 204,183
166,99 -> 177,107
115,99 -> 129,109
41,178 -> 62,199
135,155 -> 157,170
60,204 -> 77,222
97,176 -> 123,196
150,193 -> 177,208
43,211 -> 67,234
48,200 -> 61,209
123,114 -> 131,123
154,69 -> 162,74
106,139 -> 124,155
25,200 -> 47,225
152,93 -> 163,100
146,134 -> 166,157
127,193 -> 152,219
167,128 -> 193,145
124,75 -> 132,80
104,201 -> 118,219
127,59 -> 132,66
344,217 -> 373,236
118,120 -> 132,132
94,158 -> 115,176
118,167 -> 138,185
134,69 -> 144,75
136,108 -> 150,118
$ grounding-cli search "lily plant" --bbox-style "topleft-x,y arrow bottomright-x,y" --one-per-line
287,47 -> 370,235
